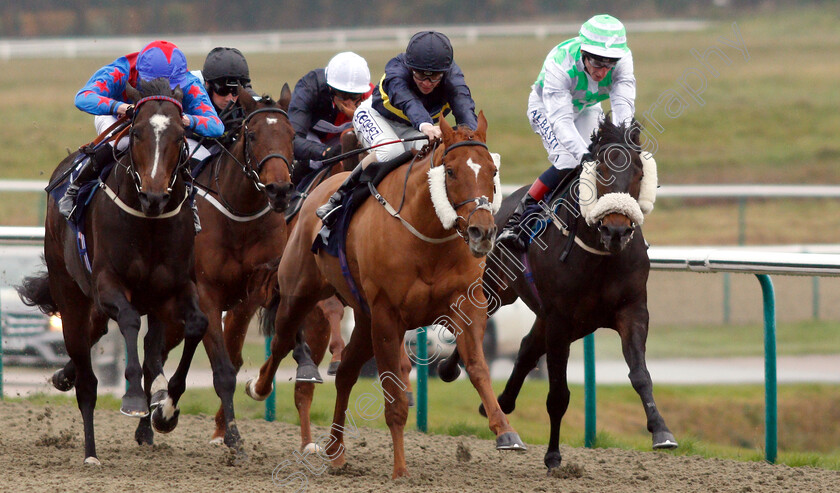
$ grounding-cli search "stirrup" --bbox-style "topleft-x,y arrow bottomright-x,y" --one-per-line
58,186 -> 80,220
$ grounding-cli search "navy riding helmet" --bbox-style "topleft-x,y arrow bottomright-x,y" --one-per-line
405,31 -> 453,72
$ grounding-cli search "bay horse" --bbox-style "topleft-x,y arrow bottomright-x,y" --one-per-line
18,79 -> 206,464
437,117 -> 676,471
246,112 -> 526,478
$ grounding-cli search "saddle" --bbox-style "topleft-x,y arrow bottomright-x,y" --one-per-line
311,150 -> 415,258
520,165 -> 582,253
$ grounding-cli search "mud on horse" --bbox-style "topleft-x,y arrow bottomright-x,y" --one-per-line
245,112 -> 525,478
18,79 -> 206,464
438,117 -> 676,471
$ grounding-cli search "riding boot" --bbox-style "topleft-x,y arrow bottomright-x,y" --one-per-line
58,145 -> 114,220
315,163 -> 365,228
496,193 -> 539,251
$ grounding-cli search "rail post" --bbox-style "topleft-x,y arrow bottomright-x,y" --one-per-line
756,274 -> 777,464
264,335 -> 276,422
416,328 -> 428,433
583,333 -> 596,447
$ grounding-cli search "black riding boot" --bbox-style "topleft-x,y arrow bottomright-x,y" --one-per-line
315,164 -> 365,228
58,145 -> 114,220
496,193 -> 539,251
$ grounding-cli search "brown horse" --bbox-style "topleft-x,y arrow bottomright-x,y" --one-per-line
438,117 -> 675,471
18,79 -> 206,464
246,112 -> 525,478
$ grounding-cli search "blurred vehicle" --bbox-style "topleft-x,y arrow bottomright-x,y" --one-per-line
0,244 -> 67,367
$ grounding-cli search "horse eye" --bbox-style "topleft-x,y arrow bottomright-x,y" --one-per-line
446,168 -> 454,177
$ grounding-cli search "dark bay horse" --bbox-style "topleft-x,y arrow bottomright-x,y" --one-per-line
438,117 -> 675,471
18,79 -> 206,464
246,112 -> 525,478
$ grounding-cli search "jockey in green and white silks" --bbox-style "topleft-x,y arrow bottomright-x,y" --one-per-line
499,14 -> 637,250
528,15 -> 635,171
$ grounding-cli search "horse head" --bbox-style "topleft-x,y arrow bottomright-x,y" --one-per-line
578,117 -> 656,253
124,78 -> 187,216
238,84 -> 295,212
431,111 -> 501,257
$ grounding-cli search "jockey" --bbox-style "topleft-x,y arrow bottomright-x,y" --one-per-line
59,40 -> 223,220
497,14 -> 636,250
289,51 -> 373,184
316,31 -> 477,226
193,46 -> 259,150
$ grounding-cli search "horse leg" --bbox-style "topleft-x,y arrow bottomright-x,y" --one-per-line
296,302 -> 335,451
208,298 -> 252,446
616,306 -> 678,449
455,303 -> 525,451
51,360 -> 76,391
324,313 -> 373,469
321,297 -> 345,375
543,337 -> 572,470
368,310 -> 412,478
151,284 -> 209,436
481,316 -> 547,417
135,313 -> 167,446
95,275 -> 147,417
400,346 -> 414,407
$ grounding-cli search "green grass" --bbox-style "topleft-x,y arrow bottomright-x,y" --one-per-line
17,379 -> 840,470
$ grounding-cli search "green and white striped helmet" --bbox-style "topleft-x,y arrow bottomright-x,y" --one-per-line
579,14 -> 628,59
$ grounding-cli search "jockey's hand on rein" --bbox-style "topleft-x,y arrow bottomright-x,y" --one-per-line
419,122 -> 442,142
322,145 -> 343,160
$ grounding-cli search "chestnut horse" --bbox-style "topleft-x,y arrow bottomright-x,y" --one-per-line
438,118 -> 676,471
18,79 -> 206,464
246,112 -> 525,478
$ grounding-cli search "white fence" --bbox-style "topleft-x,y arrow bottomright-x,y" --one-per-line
0,21 -> 710,60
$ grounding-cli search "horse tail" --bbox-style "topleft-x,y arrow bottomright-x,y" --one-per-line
248,257 -> 282,338
17,271 -> 58,315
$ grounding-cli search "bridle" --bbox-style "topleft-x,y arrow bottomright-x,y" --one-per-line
124,95 -> 189,195
239,107 -> 293,191
430,138 -> 495,240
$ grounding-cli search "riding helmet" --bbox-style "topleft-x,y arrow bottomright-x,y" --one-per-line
579,14 -> 629,59
202,47 -> 251,84
137,40 -> 188,89
405,31 -> 453,73
325,51 -> 371,94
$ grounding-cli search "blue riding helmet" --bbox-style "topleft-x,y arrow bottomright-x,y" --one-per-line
137,40 -> 188,90
405,31 -> 453,73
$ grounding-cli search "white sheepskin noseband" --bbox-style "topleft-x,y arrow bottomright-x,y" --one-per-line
427,152 -> 501,230
578,154 -> 656,227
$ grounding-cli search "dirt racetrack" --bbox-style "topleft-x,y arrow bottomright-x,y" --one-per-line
1,400 -> 838,493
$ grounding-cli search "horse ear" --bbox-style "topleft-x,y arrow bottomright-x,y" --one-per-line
278,83 -> 292,111
475,110 -> 488,142
439,117 -> 455,144
239,86 -> 257,113
126,83 -> 141,103
173,86 -> 184,103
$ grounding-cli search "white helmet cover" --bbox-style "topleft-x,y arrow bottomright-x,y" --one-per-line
325,51 -> 371,93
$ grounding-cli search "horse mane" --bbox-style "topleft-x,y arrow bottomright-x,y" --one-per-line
588,113 -> 641,154
138,77 -> 181,102
259,94 -> 276,106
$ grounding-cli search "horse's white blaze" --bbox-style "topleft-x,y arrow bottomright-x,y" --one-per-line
466,157 -> 481,182
266,117 -> 278,125
149,114 -> 171,179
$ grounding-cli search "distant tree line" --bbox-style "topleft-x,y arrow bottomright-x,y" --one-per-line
1,0 -> 832,38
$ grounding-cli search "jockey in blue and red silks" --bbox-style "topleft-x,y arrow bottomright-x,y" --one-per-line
59,39 -> 223,221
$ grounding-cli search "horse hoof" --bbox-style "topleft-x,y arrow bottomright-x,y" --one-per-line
478,403 -> 487,417
245,378 -> 270,401
51,370 -> 74,392
120,394 -> 150,418
495,432 -> 526,451
209,437 -> 225,446
652,431 -> 678,449
151,401 -> 180,434
149,389 -> 168,410
497,394 -> 516,414
437,363 -> 461,383
406,391 -> 415,408
83,456 -> 101,466
327,361 -> 341,376
544,450 -> 562,470
296,364 -> 323,383
135,423 -> 154,446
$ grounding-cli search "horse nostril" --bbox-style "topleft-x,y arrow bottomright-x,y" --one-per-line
467,226 -> 483,242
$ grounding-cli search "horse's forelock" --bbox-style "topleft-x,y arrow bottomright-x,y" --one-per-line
589,114 -> 641,155
259,94 -> 276,106
139,78 -> 175,99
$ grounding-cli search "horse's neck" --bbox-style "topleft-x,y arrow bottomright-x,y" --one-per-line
215,140 -> 264,207
386,159 -> 452,241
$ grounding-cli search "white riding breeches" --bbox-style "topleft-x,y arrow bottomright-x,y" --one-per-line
352,99 -> 426,162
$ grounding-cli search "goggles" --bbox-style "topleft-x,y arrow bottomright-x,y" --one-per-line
209,78 -> 245,96
584,55 -> 618,70
331,89 -> 364,104
411,70 -> 444,83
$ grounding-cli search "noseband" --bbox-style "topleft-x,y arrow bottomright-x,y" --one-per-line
241,107 -> 292,191
125,95 -> 189,194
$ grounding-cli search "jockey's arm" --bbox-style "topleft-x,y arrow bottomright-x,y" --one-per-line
609,53 -> 637,126
542,69 -> 589,161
